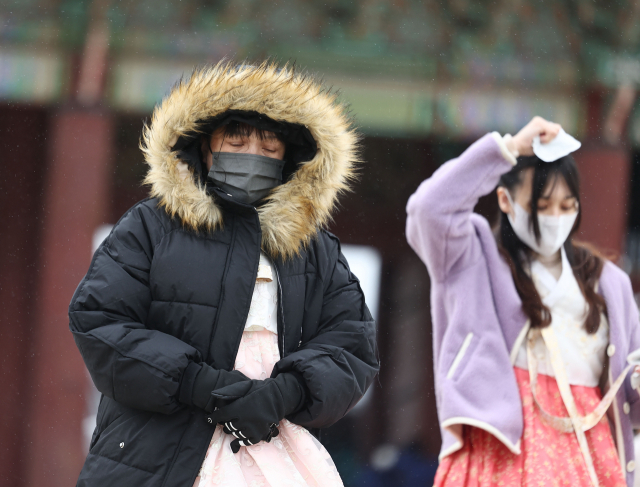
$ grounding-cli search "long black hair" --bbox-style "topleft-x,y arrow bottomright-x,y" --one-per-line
497,154 -> 606,333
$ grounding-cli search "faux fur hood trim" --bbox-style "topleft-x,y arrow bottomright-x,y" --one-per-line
141,61 -> 360,259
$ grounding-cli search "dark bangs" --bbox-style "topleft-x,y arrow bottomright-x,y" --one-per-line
220,121 -> 286,143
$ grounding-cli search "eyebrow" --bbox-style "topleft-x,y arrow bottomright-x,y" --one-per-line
539,194 -> 576,200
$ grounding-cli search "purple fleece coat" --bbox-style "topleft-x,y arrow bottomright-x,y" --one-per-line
406,133 -> 640,485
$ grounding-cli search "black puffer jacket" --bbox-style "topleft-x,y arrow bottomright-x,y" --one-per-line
69,63 -> 379,487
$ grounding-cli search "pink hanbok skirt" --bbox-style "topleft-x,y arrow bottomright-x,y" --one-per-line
434,367 -> 626,487
193,329 -> 344,487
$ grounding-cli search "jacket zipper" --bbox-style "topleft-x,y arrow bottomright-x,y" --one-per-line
183,196 -> 264,487
228,208 -> 262,368
207,214 -> 237,364
272,259 -> 286,359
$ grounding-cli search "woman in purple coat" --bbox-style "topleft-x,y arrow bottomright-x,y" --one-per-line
406,116 -> 640,487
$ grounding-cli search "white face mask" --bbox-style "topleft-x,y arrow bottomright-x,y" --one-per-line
504,190 -> 578,257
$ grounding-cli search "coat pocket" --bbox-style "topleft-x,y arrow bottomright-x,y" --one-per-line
90,399 -> 146,454
90,402 -> 192,475
446,332 -> 475,380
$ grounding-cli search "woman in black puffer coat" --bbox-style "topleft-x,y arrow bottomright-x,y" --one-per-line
69,62 -> 379,487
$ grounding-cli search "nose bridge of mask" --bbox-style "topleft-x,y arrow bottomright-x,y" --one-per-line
540,211 -> 577,254
538,212 -> 561,227
212,152 -> 285,177
542,211 -> 578,233
208,152 -> 285,204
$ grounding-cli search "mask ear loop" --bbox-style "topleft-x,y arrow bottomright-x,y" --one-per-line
503,188 -> 517,219
504,188 -> 534,222
212,132 -> 225,161
504,188 -> 536,244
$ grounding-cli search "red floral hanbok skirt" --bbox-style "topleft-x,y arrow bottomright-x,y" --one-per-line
434,367 -> 626,487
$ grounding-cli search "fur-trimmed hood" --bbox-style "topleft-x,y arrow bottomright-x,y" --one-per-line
141,61 -> 360,259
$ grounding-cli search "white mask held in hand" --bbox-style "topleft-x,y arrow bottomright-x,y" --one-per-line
505,190 -> 578,256
532,128 -> 581,162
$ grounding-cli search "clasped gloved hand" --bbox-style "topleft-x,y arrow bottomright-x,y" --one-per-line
178,362 -> 250,413
210,372 -> 307,453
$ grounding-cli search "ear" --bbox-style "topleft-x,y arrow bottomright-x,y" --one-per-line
496,187 -> 512,215
201,135 -> 210,154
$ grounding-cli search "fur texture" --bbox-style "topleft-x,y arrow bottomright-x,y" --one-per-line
142,61 -> 360,259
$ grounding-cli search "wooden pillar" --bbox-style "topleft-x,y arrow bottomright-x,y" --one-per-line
25,108 -> 112,486
574,143 -> 631,255
0,106 -> 49,487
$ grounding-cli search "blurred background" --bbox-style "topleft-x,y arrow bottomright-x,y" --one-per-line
2,0 -> 640,486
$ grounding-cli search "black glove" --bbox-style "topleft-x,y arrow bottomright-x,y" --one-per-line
178,362 -> 250,413
210,373 -> 307,453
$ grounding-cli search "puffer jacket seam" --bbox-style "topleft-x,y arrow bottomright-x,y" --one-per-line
146,203 -> 224,244
151,298 -> 218,308
336,350 -> 359,419
70,199 -> 153,315
89,396 -> 107,450
75,329 -> 184,379
282,271 -> 317,279
141,199 -> 172,234
70,290 -> 149,315
110,352 -> 117,401
322,287 -> 362,302
344,258 -> 368,320
106,256 -> 150,274
317,232 -> 336,290
85,451 -> 160,476
160,412 -> 198,487
325,235 -> 368,319
152,228 -> 193,254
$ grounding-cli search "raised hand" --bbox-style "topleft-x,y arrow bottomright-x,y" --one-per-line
506,116 -> 562,157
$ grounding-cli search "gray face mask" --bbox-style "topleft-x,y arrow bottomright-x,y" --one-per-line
207,152 -> 286,205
